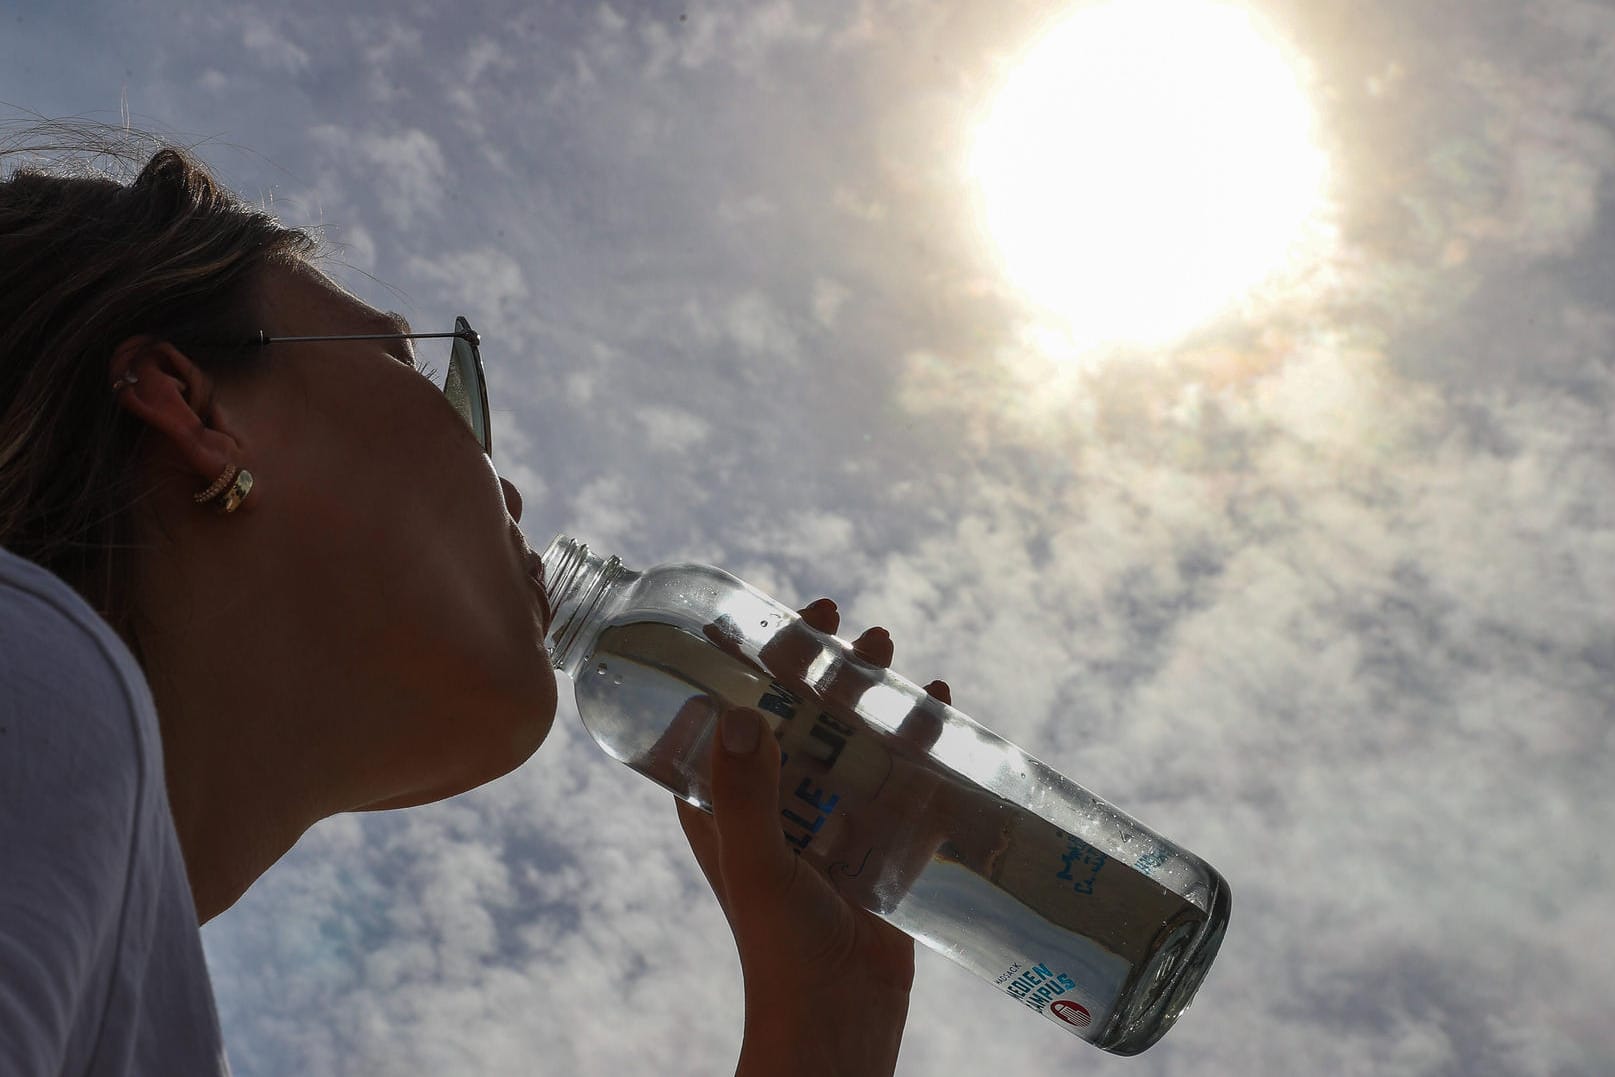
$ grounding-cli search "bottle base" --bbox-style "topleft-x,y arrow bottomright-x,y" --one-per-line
1095,871 -> 1231,1056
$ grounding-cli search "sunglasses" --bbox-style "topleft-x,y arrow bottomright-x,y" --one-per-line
253,315 -> 492,458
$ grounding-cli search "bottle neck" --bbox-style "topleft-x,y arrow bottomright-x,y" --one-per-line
541,535 -> 635,676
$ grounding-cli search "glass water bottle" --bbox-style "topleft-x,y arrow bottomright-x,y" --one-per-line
541,535 -> 1230,1056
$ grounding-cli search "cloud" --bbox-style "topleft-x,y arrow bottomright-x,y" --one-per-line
637,0 -> 823,79
239,12 -> 311,74
813,277 -> 850,328
1453,58 -> 1615,259
405,248 -> 530,321
569,475 -> 645,553
312,125 -> 449,231
678,290 -> 803,373
717,192 -> 777,224
833,184 -> 888,221
196,69 -> 229,95
723,292 -> 799,363
596,3 -> 628,35
635,405 -> 711,454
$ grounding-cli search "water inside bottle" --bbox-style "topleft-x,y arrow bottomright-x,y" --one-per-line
573,618 -> 1227,1052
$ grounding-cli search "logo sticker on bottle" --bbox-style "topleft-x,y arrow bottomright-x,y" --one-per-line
1051,1000 -> 1092,1028
1001,962 -> 1079,1013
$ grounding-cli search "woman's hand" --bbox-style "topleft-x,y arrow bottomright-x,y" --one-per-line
675,598 -> 951,1077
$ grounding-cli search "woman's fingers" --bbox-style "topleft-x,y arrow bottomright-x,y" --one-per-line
851,626 -> 894,668
706,707 -> 846,955
800,599 -> 951,707
798,597 -> 839,634
708,709 -> 795,903
675,797 -> 731,922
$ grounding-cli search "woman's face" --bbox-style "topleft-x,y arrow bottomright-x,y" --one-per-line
210,262 -> 558,809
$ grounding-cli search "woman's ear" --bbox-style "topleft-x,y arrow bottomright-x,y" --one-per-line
109,336 -> 240,490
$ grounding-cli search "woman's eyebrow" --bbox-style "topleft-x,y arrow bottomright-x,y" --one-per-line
365,310 -> 419,364
379,310 -> 413,336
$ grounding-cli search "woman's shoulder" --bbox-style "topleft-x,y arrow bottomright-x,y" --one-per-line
0,544 -> 159,772
0,547 -> 224,1074
0,542 -> 165,820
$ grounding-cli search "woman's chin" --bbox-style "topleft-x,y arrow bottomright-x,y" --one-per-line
455,690 -> 560,794
357,690 -> 557,812
500,696 -> 559,773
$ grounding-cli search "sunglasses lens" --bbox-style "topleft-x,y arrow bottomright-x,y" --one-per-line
444,317 -> 491,456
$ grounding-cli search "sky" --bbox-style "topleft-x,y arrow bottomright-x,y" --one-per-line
3,0 -> 1612,1073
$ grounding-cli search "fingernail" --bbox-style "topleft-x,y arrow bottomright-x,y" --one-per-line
721,709 -> 761,755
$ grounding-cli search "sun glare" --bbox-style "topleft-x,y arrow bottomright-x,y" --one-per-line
971,0 -> 1330,356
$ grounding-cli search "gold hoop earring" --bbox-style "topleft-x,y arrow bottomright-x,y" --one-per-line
193,464 -> 254,515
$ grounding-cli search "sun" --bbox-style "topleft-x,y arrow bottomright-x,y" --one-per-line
970,0 -> 1330,356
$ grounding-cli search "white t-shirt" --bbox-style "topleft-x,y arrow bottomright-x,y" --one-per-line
0,546 -> 229,1075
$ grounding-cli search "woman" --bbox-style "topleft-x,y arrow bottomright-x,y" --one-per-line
0,142 -> 949,1074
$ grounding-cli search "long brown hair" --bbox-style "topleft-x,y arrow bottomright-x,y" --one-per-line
0,132 -> 316,663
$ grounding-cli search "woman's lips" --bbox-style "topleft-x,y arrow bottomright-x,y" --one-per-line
525,552 -> 553,635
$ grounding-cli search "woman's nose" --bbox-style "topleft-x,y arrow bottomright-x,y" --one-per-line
499,477 -> 524,523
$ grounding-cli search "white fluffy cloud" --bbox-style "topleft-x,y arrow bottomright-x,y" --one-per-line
311,125 -> 449,231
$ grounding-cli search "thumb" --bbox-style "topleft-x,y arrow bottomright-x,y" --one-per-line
709,707 -> 798,916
